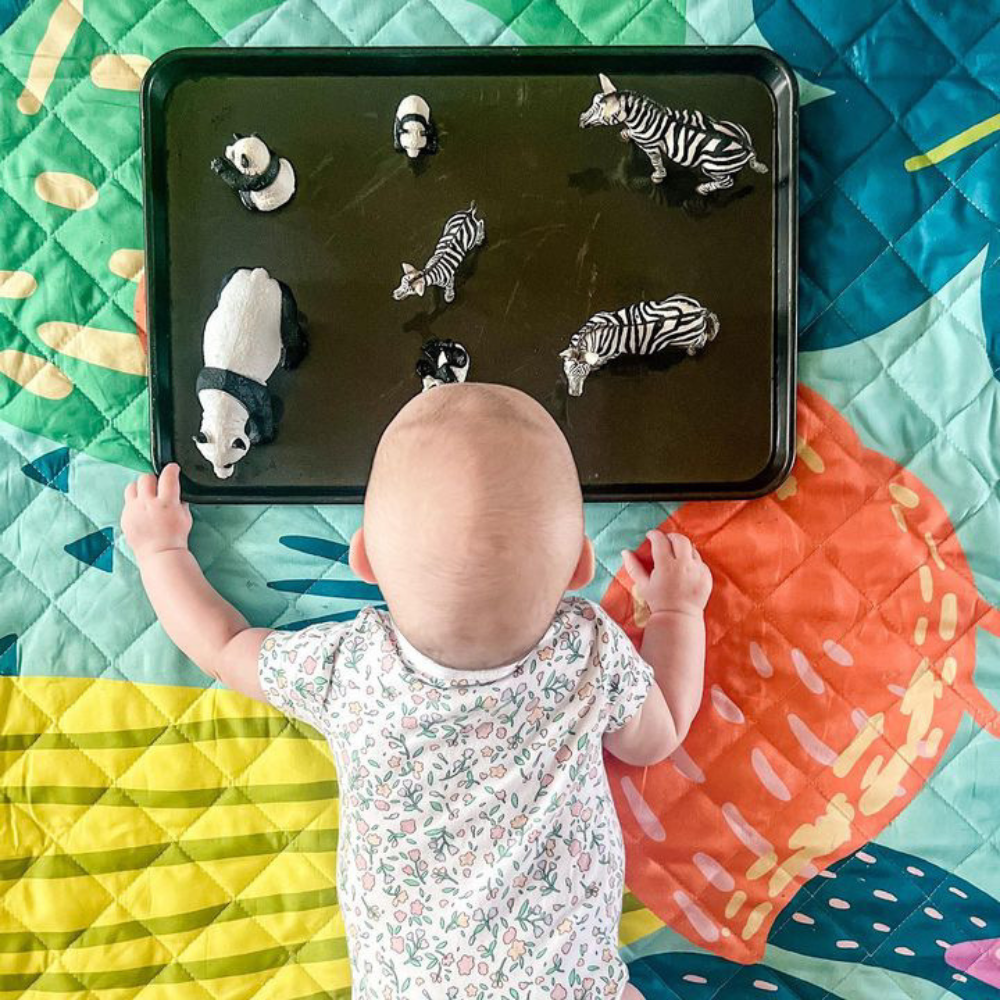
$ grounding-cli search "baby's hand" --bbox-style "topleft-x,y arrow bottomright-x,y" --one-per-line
621,530 -> 712,617
121,464 -> 192,560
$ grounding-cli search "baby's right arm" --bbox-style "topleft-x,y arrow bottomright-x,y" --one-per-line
604,530 -> 712,766
121,464 -> 271,701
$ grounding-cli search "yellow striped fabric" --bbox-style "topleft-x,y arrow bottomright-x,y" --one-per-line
1,677 -> 661,997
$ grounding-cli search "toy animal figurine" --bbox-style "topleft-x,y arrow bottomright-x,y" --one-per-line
560,295 -> 718,397
210,133 -> 296,212
416,339 -> 470,391
393,95 -> 438,159
393,202 -> 485,304
579,73 -> 768,194
194,267 -> 307,479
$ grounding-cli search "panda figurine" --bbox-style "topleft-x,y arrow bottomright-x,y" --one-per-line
210,133 -> 296,213
393,95 -> 438,159
415,339 -> 469,392
194,268 -> 307,480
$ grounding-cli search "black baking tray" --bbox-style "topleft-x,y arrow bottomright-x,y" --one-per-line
143,47 -> 797,504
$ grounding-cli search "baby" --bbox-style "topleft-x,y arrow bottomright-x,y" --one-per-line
121,383 -> 712,1000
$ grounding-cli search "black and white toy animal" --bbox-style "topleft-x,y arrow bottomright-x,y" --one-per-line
415,339 -> 470,391
393,95 -> 439,159
210,134 -> 296,212
560,295 -> 718,397
194,268 -> 307,479
579,74 -> 767,194
393,202 -> 485,304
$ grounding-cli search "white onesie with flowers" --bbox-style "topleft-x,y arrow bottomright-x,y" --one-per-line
258,596 -> 654,1000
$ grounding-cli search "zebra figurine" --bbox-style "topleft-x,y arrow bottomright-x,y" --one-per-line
560,295 -> 718,397
393,202 -> 486,304
579,73 -> 767,195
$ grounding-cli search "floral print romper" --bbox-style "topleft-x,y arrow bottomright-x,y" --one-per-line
258,597 -> 654,1000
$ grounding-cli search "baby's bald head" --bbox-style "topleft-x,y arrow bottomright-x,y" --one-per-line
355,384 -> 590,668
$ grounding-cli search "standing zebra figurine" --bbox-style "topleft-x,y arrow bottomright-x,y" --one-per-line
579,73 -> 767,195
560,295 -> 718,397
393,202 -> 486,305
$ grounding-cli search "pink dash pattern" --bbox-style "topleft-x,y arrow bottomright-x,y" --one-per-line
788,713 -> 837,765
792,648 -> 825,695
693,851 -> 735,892
722,802 -> 774,858
620,776 -> 666,842
751,747 -> 791,801
945,937 -> 1000,989
673,890 -> 720,942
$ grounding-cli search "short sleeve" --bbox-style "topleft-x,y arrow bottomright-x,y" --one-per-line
257,622 -> 351,734
591,604 -> 655,734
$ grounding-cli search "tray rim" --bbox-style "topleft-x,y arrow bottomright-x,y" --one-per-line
142,45 -> 798,505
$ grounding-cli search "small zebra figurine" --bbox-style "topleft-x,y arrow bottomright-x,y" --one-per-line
210,134 -> 296,212
393,202 -> 485,304
415,339 -> 470,391
579,74 -> 767,195
560,295 -> 718,397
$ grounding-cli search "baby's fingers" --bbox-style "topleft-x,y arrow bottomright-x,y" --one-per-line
647,530 -> 676,565
158,463 -> 181,504
124,480 -> 138,503
621,550 -> 650,590
665,532 -> 695,560
137,474 -> 158,500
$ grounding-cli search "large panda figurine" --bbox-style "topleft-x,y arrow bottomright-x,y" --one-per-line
194,268 -> 307,480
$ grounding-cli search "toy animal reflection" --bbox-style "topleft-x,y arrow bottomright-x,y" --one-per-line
195,268 -> 307,479
393,95 -> 439,159
416,339 -> 470,391
579,73 -> 767,194
210,133 -> 296,212
561,295 -> 718,397
393,202 -> 485,304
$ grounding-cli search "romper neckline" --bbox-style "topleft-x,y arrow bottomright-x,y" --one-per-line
391,624 -> 526,685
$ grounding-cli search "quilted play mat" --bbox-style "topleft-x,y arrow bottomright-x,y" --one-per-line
2,1 -> 1000,998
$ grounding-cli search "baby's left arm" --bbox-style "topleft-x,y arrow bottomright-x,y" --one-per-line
120,465 -> 270,701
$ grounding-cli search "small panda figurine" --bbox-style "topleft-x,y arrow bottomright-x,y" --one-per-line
210,134 -> 296,212
393,95 -> 438,159
194,267 -> 307,479
415,339 -> 470,392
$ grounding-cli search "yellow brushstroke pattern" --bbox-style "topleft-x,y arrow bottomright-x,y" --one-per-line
919,564 -> 933,602
0,270 -> 37,299
914,616 -> 928,645
741,902 -> 772,940
890,503 -> 907,532
940,593 -> 958,641
726,890 -> 747,919
905,113 -> 1000,172
16,0 -> 84,115
776,475 -> 797,501
632,585 -> 651,629
888,482 -> 919,508
108,248 -> 144,281
795,436 -> 825,474
925,532 -> 946,570
34,170 -> 98,210
0,349 -> 72,399
1,677 -> 350,997
90,53 -> 151,91
38,321 -> 146,376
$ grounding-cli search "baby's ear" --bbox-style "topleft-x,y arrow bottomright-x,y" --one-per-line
567,536 -> 595,591
349,529 -> 378,585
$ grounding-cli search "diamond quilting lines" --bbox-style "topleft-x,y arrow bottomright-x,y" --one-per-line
844,3 -> 956,120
